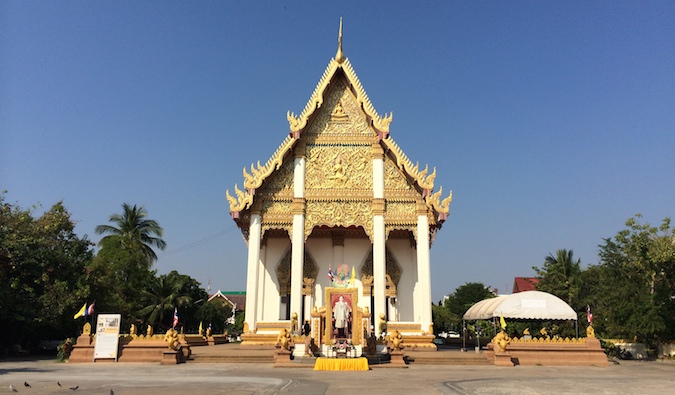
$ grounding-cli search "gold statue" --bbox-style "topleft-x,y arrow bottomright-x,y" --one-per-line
328,154 -> 347,183
291,312 -> 298,334
493,331 -> 511,353
523,328 -> 530,336
378,313 -> 387,335
146,325 -> 154,337
206,326 -> 212,337
389,329 -> 404,351
586,325 -> 595,338
130,324 -> 137,336
164,328 -> 179,350
276,329 -> 292,351
83,322 -> 91,335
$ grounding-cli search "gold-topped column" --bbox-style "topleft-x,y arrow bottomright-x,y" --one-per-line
290,146 -> 307,324
372,143 -> 386,329
244,209 -> 262,332
415,202 -> 432,332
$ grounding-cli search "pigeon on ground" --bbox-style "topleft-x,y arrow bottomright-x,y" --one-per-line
57,382 -> 62,387
69,386 -> 79,391
24,382 -> 31,388
110,390 -> 114,395
9,385 -> 18,392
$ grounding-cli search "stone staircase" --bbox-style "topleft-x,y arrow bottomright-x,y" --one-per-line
188,344 -> 490,365
404,350 -> 491,365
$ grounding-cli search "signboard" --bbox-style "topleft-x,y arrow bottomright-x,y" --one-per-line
93,314 -> 121,361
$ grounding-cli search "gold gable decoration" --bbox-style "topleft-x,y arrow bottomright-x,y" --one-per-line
242,135 -> 295,191
228,22 -> 452,236
287,58 -> 392,136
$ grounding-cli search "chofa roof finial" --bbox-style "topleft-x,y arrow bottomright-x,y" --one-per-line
335,17 -> 344,64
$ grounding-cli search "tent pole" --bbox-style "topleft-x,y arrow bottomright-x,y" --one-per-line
575,320 -> 578,338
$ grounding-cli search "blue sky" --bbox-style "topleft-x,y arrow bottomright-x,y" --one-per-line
2,1 -> 673,302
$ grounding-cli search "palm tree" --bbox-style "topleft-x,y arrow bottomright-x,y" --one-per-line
95,203 -> 166,265
534,249 -> 582,307
137,271 -> 193,328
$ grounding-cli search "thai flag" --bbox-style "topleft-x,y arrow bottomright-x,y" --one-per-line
328,267 -> 335,282
587,305 -> 593,325
86,302 -> 95,316
172,308 -> 179,328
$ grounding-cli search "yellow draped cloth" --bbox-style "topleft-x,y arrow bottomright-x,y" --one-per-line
314,357 -> 369,371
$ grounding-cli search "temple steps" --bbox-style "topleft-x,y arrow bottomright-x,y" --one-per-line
188,344 -> 490,365
404,350 -> 491,365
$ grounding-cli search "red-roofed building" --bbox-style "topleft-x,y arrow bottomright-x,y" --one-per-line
512,277 -> 538,293
208,290 -> 246,311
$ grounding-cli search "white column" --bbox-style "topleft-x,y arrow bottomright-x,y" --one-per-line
303,294 -> 312,325
373,217 -> 386,327
290,154 -> 306,323
372,143 -> 386,329
416,212 -> 432,332
256,242 -> 266,322
244,213 -> 262,332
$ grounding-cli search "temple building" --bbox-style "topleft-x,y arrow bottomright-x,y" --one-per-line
226,21 -> 452,354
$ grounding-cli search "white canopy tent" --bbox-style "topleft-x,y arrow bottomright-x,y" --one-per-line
463,291 -> 578,321
461,291 -> 579,349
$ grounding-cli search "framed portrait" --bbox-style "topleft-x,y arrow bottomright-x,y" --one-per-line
324,287 -> 360,345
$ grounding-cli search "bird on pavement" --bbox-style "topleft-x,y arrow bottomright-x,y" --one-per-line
9,385 -> 18,392
57,382 -> 62,387
69,386 -> 79,391
24,382 -> 31,388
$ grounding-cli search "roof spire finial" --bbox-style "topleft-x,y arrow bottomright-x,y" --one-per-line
335,17 -> 344,64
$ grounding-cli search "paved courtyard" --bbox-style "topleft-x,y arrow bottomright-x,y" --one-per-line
1,358 -> 674,395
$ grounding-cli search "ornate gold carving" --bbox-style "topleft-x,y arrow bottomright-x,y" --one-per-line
288,57 -> 392,136
372,142 -> 384,158
361,274 -> 373,296
302,277 -> 315,296
383,158 -> 413,191
331,100 -> 350,123
242,135 -> 295,190
276,250 -> 318,295
305,200 -> 373,240
426,186 -> 452,216
305,145 -> 371,190
229,39 -> 453,244
384,137 -> 436,190
226,184 -> 253,213
361,249 -> 402,289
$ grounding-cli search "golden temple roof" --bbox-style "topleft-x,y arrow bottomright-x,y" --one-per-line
227,21 -> 452,230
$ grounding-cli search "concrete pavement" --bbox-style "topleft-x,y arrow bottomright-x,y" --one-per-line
1,358 -> 674,394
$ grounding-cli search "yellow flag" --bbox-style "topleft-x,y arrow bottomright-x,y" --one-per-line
73,303 -> 86,319
500,315 -> 507,330
350,266 -> 356,285
199,321 -> 203,335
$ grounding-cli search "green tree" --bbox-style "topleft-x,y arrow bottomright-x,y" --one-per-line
533,249 -> 582,309
0,194 -> 93,353
590,215 -> 675,344
95,203 -> 166,266
85,237 -> 155,327
434,282 -> 496,335
138,271 -> 195,330
195,300 -> 232,334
